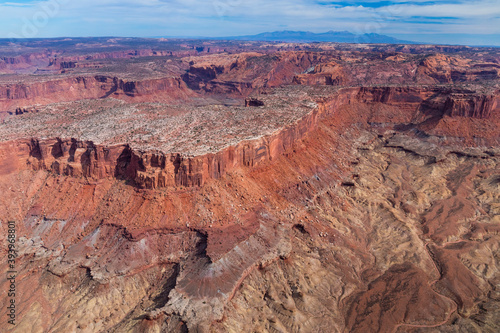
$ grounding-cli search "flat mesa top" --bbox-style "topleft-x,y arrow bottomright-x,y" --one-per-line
0,85 -> 328,155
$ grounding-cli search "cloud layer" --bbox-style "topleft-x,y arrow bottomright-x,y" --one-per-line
0,0 -> 499,45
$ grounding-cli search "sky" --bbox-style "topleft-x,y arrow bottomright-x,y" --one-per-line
0,0 -> 499,46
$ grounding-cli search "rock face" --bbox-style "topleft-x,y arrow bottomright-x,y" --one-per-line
0,76 -> 193,110
416,53 -> 500,84
12,86 -> 497,190
293,61 -> 347,86
443,93 -> 498,118
245,97 -> 265,107
0,39 -> 499,333
181,51 -> 339,94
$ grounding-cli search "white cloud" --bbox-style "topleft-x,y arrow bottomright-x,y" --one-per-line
0,0 -> 498,43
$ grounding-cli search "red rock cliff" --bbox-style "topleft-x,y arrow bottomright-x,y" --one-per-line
6,86 -> 498,189
0,75 -> 193,110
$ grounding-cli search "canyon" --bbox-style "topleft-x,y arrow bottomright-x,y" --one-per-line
0,38 -> 499,332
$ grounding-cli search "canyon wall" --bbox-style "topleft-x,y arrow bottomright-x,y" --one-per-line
0,47 -> 224,74
0,75 -> 193,110
416,54 -> 500,84
182,51 -> 339,94
4,86 -> 498,190
4,50 -> 499,111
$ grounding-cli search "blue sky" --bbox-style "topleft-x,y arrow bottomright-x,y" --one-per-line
0,0 -> 499,46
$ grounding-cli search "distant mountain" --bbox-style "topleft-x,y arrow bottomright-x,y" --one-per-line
221,30 -> 417,44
